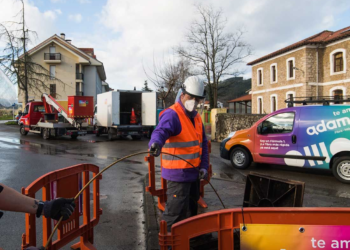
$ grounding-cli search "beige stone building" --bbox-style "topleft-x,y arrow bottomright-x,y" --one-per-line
18,33 -> 108,109
248,26 -> 350,114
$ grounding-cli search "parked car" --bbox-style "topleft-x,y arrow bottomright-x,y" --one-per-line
220,105 -> 350,183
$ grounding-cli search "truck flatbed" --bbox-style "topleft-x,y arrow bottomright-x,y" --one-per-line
35,122 -> 89,129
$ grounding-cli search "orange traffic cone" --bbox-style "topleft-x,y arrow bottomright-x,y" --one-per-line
130,108 -> 137,124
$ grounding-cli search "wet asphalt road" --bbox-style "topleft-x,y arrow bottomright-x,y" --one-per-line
0,124 -> 349,249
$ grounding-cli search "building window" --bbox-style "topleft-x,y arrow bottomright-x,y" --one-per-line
270,94 -> 277,112
333,89 -> 343,104
286,57 -> 295,80
50,84 -> 56,98
330,49 -> 346,75
257,68 -> 263,86
329,87 -> 346,104
257,97 -> 263,114
270,63 -> 277,83
334,52 -> 344,72
287,93 -> 294,107
247,101 -> 251,113
333,89 -> 343,99
50,65 -> 55,79
289,61 -> 293,78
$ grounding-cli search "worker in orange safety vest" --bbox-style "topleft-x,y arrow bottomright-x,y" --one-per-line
149,76 -> 209,232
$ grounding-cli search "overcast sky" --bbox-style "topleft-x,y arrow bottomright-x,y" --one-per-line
0,0 -> 349,91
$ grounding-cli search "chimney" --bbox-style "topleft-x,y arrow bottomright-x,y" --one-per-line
66,39 -> 72,44
60,33 -> 65,39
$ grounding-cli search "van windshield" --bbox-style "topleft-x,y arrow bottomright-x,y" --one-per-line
261,112 -> 295,134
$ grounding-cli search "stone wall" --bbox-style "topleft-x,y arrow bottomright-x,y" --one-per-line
215,113 -> 265,142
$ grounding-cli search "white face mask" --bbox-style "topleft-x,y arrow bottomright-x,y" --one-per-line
184,99 -> 198,112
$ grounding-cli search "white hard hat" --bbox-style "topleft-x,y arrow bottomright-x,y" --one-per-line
182,76 -> 206,99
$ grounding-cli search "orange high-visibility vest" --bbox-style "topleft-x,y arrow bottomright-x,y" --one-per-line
161,102 -> 203,169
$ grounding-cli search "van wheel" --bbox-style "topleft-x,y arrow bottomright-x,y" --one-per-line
42,129 -> 50,140
332,156 -> 350,184
230,147 -> 251,169
20,125 -> 28,135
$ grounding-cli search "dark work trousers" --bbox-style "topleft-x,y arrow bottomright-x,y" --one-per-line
162,179 -> 200,232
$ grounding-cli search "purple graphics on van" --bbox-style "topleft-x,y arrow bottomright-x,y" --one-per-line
257,105 -> 350,169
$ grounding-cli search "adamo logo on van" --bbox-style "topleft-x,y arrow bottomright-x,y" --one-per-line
307,117 -> 350,135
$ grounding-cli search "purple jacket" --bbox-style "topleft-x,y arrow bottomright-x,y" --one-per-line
149,101 -> 209,182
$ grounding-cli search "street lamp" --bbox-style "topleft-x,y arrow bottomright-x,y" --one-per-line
293,67 -> 305,76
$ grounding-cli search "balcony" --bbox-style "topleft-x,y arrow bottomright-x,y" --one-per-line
76,91 -> 84,96
76,73 -> 84,82
44,53 -> 61,63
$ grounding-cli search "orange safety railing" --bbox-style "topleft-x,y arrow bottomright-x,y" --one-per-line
21,164 -> 102,250
159,207 -> 350,250
145,141 -> 212,211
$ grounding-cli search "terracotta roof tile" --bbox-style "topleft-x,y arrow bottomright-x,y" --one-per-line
247,26 -> 350,65
227,94 -> 251,103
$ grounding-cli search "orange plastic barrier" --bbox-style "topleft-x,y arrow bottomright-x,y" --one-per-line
159,207 -> 350,250
145,141 -> 212,211
21,164 -> 102,250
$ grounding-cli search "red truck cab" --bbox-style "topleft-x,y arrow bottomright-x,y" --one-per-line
19,101 -> 45,134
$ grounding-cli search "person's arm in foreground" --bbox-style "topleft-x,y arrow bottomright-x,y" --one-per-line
0,183 -> 75,219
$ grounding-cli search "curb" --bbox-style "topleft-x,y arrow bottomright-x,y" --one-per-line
143,173 -> 160,250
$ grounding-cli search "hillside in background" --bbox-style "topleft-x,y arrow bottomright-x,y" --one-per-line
216,77 -> 251,106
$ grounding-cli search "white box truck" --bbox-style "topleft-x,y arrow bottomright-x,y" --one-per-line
94,90 -> 157,140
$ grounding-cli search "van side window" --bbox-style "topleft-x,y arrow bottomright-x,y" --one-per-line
261,112 -> 295,134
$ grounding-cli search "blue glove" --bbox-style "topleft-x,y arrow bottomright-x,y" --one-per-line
199,169 -> 208,180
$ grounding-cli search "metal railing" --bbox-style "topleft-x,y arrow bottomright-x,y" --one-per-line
75,91 -> 84,96
44,53 -> 61,60
285,95 -> 350,107
76,73 -> 84,80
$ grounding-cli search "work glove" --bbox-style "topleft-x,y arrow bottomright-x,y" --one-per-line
150,142 -> 161,157
43,198 -> 75,221
199,169 -> 208,180
25,247 -> 44,250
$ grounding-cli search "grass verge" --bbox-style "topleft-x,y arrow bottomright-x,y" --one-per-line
5,121 -> 18,125
0,115 -> 14,120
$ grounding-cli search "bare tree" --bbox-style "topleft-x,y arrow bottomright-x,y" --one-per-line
144,55 -> 192,108
177,4 -> 252,108
0,0 -> 64,104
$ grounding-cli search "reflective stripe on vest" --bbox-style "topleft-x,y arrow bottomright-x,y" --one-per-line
162,152 -> 200,161
161,102 -> 203,170
163,140 -> 199,148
